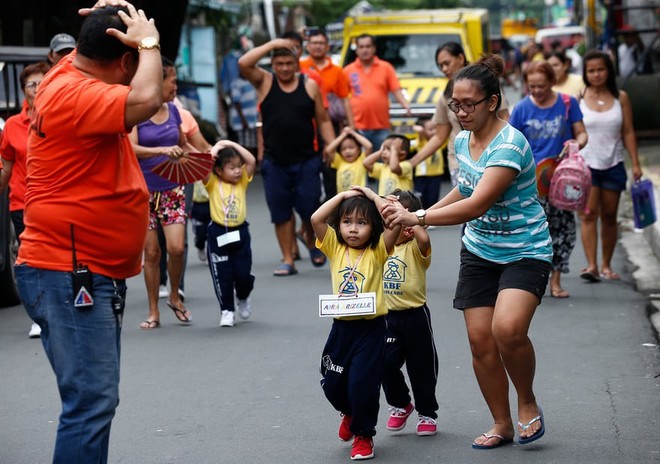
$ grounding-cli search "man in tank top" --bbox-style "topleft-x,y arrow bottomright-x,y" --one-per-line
239,38 -> 335,276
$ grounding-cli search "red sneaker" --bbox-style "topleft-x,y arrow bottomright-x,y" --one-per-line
416,415 -> 437,436
386,402 -> 414,431
351,435 -> 374,460
338,414 -> 353,442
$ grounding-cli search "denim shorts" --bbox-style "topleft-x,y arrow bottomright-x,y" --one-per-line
453,247 -> 551,309
261,156 -> 322,224
590,162 -> 627,192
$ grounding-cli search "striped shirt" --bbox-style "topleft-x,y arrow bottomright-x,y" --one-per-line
455,124 -> 552,264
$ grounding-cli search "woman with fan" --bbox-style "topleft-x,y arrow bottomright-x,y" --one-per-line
130,56 -> 195,328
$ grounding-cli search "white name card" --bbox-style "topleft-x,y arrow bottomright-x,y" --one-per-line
319,292 -> 376,317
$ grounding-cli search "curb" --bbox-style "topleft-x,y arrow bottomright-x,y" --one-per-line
619,153 -> 660,338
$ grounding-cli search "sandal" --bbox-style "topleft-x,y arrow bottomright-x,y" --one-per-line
580,268 -> 601,283
600,269 -> 620,280
166,301 -> 191,323
471,433 -> 514,450
550,288 -> 569,298
139,320 -> 160,330
518,406 -> 545,444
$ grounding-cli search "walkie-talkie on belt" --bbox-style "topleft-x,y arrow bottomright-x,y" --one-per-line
71,224 -> 94,308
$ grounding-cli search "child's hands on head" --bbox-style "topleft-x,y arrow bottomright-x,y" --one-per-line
210,140 -> 232,159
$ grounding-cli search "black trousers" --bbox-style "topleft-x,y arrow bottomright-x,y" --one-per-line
207,221 -> 255,312
320,317 -> 386,438
382,305 -> 439,419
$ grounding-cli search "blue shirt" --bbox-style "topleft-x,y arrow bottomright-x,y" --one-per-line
229,77 -> 258,131
455,124 -> 552,264
509,93 -> 582,164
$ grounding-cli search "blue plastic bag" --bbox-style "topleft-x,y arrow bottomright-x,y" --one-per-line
631,179 -> 657,229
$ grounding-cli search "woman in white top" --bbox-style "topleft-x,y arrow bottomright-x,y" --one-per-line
578,50 -> 642,281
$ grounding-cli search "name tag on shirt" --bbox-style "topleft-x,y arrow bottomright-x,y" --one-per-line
319,292 -> 376,318
217,230 -> 240,248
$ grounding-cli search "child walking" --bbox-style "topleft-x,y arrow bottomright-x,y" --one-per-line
363,134 -> 413,196
311,186 -> 401,461
380,189 -> 439,437
205,140 -> 256,327
324,126 -> 373,193
410,117 -> 445,208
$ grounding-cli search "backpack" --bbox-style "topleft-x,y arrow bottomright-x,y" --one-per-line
548,141 -> 591,211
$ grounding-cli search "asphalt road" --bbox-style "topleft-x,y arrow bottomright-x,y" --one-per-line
1,176 -> 659,464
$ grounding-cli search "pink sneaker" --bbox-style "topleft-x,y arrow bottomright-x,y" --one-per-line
351,435 -> 374,460
416,415 -> 437,436
386,402 -> 414,431
338,414 -> 354,442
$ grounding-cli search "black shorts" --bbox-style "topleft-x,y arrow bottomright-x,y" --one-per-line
453,247 -> 551,310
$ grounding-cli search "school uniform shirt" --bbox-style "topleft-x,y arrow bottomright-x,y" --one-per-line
411,137 -> 445,177
509,94 -> 583,165
455,124 -> 553,264
370,160 -> 413,196
383,238 -> 431,310
204,169 -> 252,227
331,152 -> 368,192
316,229 -> 390,320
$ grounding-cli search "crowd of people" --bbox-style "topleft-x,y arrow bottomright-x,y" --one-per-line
0,1 -> 647,462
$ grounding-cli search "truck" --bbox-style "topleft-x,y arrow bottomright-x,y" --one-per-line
339,8 -> 490,134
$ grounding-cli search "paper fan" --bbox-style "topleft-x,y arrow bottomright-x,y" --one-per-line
151,152 -> 214,185
535,157 -> 558,197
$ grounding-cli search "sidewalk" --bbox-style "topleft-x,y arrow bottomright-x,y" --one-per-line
619,138 -> 660,336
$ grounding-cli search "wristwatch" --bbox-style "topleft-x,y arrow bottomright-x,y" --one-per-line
415,209 -> 426,227
137,37 -> 160,52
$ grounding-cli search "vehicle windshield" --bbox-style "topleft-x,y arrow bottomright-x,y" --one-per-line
344,34 -> 462,77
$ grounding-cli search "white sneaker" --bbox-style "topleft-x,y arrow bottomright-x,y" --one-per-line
220,310 -> 235,327
158,285 -> 168,299
197,248 -> 207,262
237,298 -> 251,320
28,322 -> 41,338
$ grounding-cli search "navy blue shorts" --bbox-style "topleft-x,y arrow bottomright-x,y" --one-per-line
590,162 -> 627,192
261,156 -> 322,224
453,247 -> 551,309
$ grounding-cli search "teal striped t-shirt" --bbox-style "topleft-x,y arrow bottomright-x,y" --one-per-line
455,124 -> 552,264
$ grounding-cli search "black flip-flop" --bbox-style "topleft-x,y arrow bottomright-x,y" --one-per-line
166,301 -> 191,323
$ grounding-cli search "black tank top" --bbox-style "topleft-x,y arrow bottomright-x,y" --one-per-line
261,74 -> 316,164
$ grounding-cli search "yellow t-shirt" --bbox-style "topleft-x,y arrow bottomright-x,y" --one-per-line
411,138 -> 445,177
383,238 -> 431,310
317,228 -> 390,320
552,73 -> 585,99
370,160 -> 413,196
204,169 -> 252,227
331,153 -> 368,192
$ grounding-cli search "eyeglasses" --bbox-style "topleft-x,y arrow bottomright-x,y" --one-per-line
447,96 -> 489,114
25,81 -> 42,91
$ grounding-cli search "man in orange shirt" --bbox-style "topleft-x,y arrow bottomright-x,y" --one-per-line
343,34 -> 411,151
14,4 -> 162,462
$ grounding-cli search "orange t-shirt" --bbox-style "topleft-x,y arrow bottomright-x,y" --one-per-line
299,57 -> 350,99
343,57 -> 401,130
17,52 -> 149,279
0,104 -> 30,211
